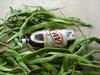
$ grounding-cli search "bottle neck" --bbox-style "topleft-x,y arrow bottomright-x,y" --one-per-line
22,38 -> 44,48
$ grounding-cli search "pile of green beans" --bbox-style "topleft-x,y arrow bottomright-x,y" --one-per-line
0,7 -> 100,75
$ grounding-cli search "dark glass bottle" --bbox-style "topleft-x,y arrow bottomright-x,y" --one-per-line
22,29 -> 75,48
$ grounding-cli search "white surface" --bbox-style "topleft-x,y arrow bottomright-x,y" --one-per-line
0,0 -> 100,37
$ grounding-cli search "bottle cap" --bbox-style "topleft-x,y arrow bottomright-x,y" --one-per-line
22,38 -> 29,44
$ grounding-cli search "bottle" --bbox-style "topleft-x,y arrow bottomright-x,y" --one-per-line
22,29 -> 75,48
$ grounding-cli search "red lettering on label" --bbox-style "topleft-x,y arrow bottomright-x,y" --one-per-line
51,31 -> 63,45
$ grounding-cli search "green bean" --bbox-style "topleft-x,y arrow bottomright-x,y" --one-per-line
75,40 -> 91,55
41,62 -> 59,75
27,52 -> 59,74
59,62 -> 73,75
6,50 -> 30,73
89,37 -> 100,44
22,47 -> 71,61
78,62 -> 100,69
83,50 -> 100,58
5,50 -> 21,61
80,71 -> 100,75
8,12 -> 31,20
38,6 -> 56,17
69,37 -> 99,53
2,55 -> 28,75
3,49 -> 30,73
50,18 -> 82,26
40,71 -> 49,75
24,21 -> 66,34
12,67 -> 27,75
68,37 -> 87,52
63,17 -> 92,27
0,65 -> 21,72
0,65 -> 13,72
27,55 -> 59,64
90,61 -> 100,65
0,42 -> 12,49
71,71 -> 82,75
19,62 -> 30,73
3,53 -> 19,67
19,12 -> 35,39
6,32 -> 19,43
0,32 -> 8,39
79,37 -> 100,44
27,51 -> 59,74
0,29 -> 10,37
14,38 -> 23,47
0,71 -> 13,75
20,51 -> 33,57
75,37 -> 100,54
59,65 -> 65,75
28,64 -> 40,71
26,52 -> 90,65
11,46 -> 21,50
0,26 -> 4,31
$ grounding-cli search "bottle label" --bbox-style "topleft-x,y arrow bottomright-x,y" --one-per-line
50,30 -> 63,45
44,29 -> 74,47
